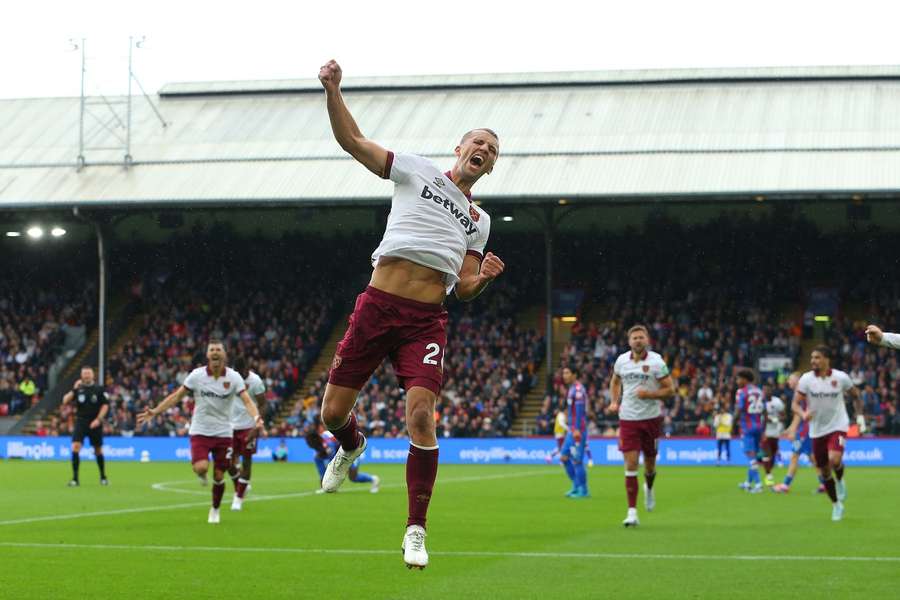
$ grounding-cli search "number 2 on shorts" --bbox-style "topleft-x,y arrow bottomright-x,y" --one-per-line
423,343 -> 441,365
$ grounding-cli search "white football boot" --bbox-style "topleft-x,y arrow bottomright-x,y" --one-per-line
832,502 -> 844,522
402,525 -> 428,569
644,483 -> 655,512
321,435 -> 367,493
231,496 -> 243,511
623,508 -> 640,527
208,507 -> 220,524
370,474 -> 381,494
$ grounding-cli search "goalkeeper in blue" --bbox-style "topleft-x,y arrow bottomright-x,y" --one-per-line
560,366 -> 590,498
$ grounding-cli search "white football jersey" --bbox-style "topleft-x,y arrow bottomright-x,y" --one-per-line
231,370 -> 265,430
372,152 -> 491,293
183,366 -> 247,438
764,396 -> 785,437
613,350 -> 670,421
796,369 -> 853,438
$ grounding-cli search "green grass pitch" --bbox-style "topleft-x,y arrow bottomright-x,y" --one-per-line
1,460 -> 898,599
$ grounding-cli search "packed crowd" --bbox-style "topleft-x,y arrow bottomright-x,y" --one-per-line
824,312 -> 900,436
534,299 -> 801,436
16,216 -> 900,439
273,281 -> 544,439
537,215 -> 809,436
0,242 -> 96,419
55,230 -> 353,437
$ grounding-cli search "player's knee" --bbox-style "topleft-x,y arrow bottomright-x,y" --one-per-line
407,405 -> 433,436
320,405 -> 347,430
193,463 -> 208,476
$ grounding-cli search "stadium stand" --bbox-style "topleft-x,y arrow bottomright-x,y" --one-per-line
271,280 -> 544,439
0,246 -> 96,420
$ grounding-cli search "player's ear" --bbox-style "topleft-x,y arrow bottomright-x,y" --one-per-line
454,145 -> 462,158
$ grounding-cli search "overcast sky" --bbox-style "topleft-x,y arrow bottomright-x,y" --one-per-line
2,0 -> 898,98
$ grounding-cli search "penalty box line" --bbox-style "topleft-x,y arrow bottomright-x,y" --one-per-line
1,541 -> 898,563
0,469 -> 554,527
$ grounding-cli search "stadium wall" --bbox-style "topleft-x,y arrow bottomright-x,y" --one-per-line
1,436 -> 897,466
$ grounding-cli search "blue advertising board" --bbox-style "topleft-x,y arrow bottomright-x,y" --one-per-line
2,436 -> 900,466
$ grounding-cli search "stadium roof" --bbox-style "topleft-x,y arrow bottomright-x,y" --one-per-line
2,65 -> 900,208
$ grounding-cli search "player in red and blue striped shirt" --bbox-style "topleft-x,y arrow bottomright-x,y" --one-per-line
733,368 -> 766,493
560,366 -> 589,498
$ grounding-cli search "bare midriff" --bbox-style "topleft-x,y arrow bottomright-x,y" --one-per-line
370,256 -> 447,305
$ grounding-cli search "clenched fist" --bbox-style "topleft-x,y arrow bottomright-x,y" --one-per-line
865,324 -> 883,345
479,252 -> 505,282
318,59 -> 342,92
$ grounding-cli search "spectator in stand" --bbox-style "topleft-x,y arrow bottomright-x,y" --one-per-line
695,419 -> 711,436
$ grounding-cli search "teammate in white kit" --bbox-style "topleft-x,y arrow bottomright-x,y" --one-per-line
137,340 -> 264,524
317,59 -> 505,569
865,324 -> 900,349
609,325 -> 675,527
761,386 -> 786,489
229,356 -> 267,511
794,345 -> 860,521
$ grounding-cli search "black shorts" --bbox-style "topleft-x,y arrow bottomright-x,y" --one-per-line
72,420 -> 103,448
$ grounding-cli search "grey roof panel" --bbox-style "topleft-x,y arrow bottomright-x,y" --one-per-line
2,66 -> 900,207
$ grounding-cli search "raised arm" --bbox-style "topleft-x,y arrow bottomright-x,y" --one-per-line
319,59 -> 390,178
866,325 -> 900,350
62,379 -> 82,405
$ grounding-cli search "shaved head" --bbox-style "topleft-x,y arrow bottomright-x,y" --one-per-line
460,128 -> 499,145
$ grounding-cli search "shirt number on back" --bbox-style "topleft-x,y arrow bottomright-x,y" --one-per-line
748,393 -> 764,414
423,343 -> 441,365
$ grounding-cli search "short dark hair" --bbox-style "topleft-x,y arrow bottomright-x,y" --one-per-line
628,324 -> 649,337
736,368 -> 755,383
207,339 -> 226,349
812,345 -> 832,360
233,356 -> 247,373
460,128 -> 499,145
80,365 -> 94,372
563,365 -> 580,378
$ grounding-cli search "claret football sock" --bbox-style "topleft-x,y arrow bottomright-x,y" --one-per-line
331,413 -> 362,452
823,477 -> 838,503
212,480 -> 226,508
625,471 -> 639,508
407,444 -> 439,528
835,464 -> 844,481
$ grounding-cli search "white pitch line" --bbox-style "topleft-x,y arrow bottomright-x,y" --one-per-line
0,469 -> 553,527
1,541 -> 898,563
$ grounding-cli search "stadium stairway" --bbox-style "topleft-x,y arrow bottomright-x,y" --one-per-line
512,307 -> 572,436
13,296 -> 140,435
275,314 -> 350,426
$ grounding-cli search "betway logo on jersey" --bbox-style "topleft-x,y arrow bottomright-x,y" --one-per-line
199,390 -> 231,400
420,185 -> 479,235
622,373 -> 652,383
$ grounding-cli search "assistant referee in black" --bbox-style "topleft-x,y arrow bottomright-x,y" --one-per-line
62,366 -> 109,486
